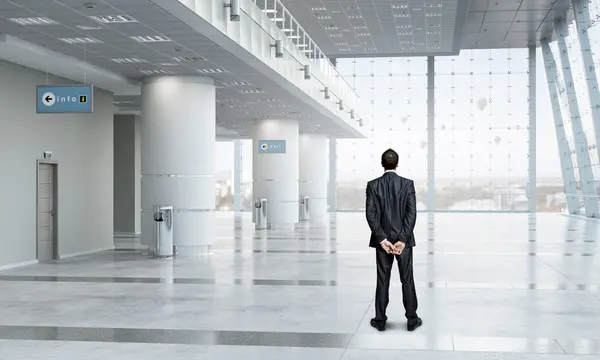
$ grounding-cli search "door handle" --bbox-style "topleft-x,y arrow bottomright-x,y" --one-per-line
50,210 -> 55,216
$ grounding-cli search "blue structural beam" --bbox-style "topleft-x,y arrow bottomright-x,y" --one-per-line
555,20 -> 599,217
572,0 -> 600,190
541,41 -> 583,214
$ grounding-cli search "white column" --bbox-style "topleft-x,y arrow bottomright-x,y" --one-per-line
427,56 -> 435,211
140,76 -> 216,255
328,138 -> 337,212
253,119 -> 299,229
528,46 -> 537,213
233,139 -> 242,212
299,133 -> 328,224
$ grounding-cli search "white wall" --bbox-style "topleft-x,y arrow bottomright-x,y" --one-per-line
0,59 -> 114,267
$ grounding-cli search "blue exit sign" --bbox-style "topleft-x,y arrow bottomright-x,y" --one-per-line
258,140 -> 286,154
36,85 -> 93,114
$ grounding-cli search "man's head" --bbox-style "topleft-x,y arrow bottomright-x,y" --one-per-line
381,148 -> 399,171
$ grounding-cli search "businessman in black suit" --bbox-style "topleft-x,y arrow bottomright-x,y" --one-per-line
365,149 -> 421,332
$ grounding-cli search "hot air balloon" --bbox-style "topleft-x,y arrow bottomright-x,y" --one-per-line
494,136 -> 501,145
440,124 -> 446,130
477,98 -> 487,111
420,140 -> 427,149
401,116 -> 408,124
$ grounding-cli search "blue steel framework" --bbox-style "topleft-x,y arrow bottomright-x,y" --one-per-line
540,41 -> 580,214
537,0 -> 600,218
232,0 -> 600,218
573,0 -> 600,175
554,19 -> 599,216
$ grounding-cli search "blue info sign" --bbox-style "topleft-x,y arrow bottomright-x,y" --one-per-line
36,85 -> 93,114
258,140 -> 286,154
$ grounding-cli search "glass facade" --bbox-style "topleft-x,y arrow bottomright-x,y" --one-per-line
434,49 -> 530,211
225,0 -> 600,217
332,49 -> 562,212
336,58 -> 428,211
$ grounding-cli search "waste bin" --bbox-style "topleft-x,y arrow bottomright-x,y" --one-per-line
254,199 -> 268,230
153,205 -> 174,258
299,196 -> 310,221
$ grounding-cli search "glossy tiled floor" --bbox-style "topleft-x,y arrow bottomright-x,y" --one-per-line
0,212 -> 599,359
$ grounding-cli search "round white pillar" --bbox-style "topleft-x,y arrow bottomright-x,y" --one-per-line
253,119 -> 299,230
140,76 -> 215,255
299,134 -> 329,225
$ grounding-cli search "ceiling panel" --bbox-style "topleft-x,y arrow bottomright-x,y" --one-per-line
0,0 -> 360,138
277,0 -> 463,57
278,0 -> 573,57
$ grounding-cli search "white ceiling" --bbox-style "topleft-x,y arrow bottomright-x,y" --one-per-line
277,0 -> 573,58
0,0 -> 363,138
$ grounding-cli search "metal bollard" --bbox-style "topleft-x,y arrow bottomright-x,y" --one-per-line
153,205 -> 174,258
299,196 -> 310,221
254,198 -> 268,230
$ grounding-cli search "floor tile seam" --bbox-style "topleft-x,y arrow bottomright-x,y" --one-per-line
554,338 -> 567,354
342,294 -> 375,357
0,336 -> 597,355
533,255 -> 600,302
1,277 -> 599,292
3,325 -> 600,343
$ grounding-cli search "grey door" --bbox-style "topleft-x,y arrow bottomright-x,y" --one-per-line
38,164 -> 55,262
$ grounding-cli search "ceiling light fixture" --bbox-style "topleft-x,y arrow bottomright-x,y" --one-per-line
173,56 -> 206,62
130,35 -> 171,42
271,39 -> 283,58
8,17 -> 57,26
59,37 -> 102,44
76,24 -> 102,30
225,0 -> 240,21
89,15 -> 137,23
223,81 -> 250,86
197,68 -> 226,73
111,57 -> 145,63
139,69 -> 170,75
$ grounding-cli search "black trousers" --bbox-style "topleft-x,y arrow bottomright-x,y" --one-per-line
374,245 -> 419,323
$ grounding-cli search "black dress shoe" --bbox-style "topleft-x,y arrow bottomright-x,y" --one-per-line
370,318 -> 386,331
407,318 -> 422,331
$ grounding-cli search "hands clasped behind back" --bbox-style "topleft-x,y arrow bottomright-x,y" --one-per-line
380,239 -> 406,255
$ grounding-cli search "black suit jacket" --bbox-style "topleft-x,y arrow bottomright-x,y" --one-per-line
365,172 -> 417,248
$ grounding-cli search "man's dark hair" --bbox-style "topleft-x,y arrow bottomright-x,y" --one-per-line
381,149 -> 399,170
